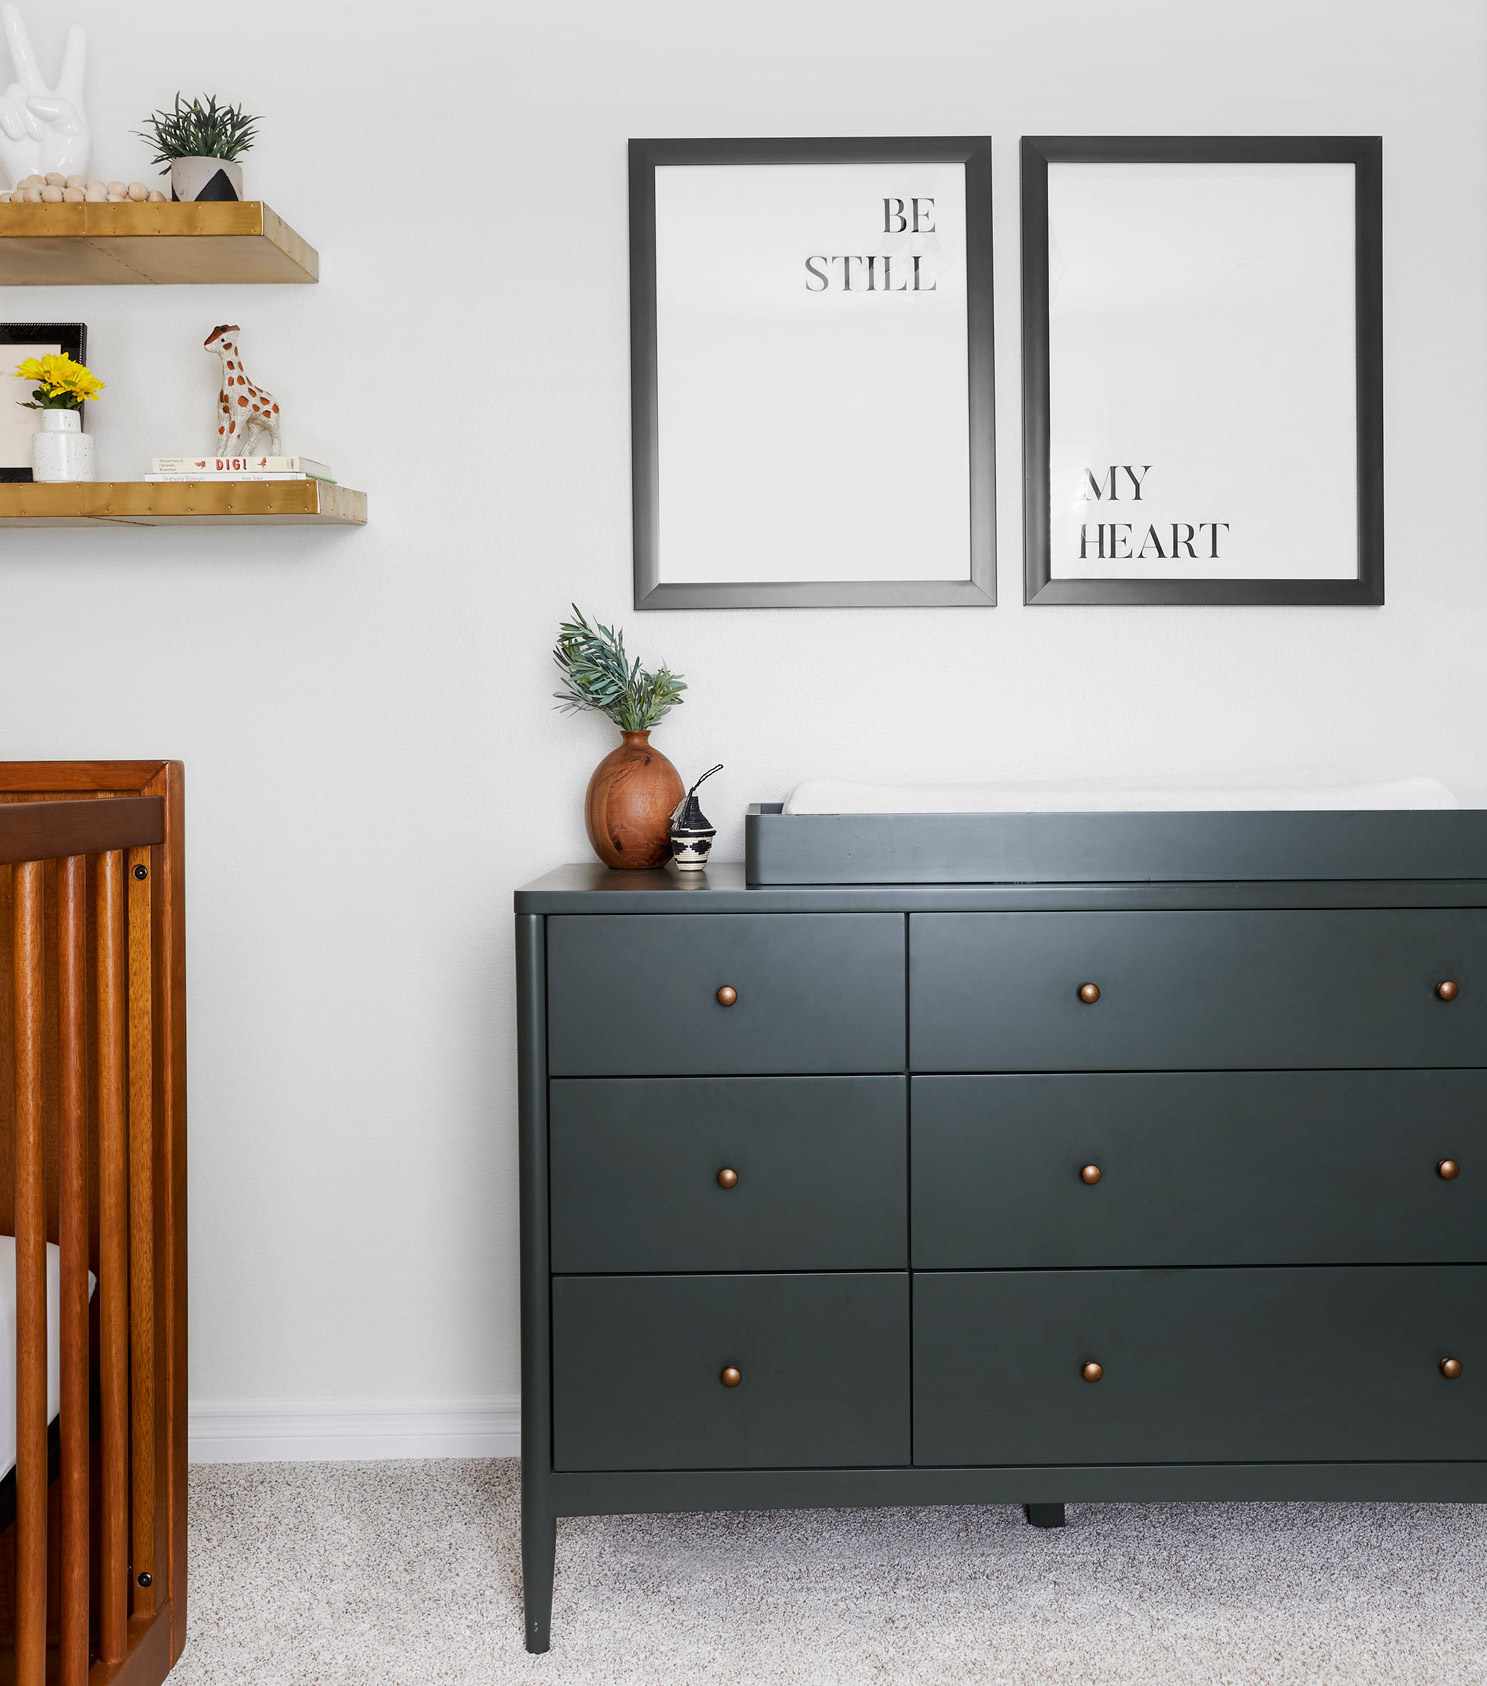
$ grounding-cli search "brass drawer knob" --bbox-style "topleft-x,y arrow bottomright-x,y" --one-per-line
1079,1164 -> 1103,1186
716,1167 -> 739,1190
1081,1360 -> 1104,1384
1436,980 -> 1460,1002
1438,1159 -> 1461,1181
720,1365 -> 742,1388
1077,982 -> 1102,1005
1441,1357 -> 1463,1380
715,985 -> 738,1007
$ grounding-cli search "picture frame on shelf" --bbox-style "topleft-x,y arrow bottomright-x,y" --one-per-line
1021,136 -> 1383,606
0,322 -> 88,483
630,136 -> 996,609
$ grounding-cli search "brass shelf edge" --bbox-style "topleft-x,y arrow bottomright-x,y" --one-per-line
0,200 -> 319,285
0,481 -> 366,528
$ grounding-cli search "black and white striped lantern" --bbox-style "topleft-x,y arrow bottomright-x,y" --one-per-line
670,764 -> 722,873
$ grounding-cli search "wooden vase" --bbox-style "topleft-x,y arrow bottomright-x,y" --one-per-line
585,730 -> 684,870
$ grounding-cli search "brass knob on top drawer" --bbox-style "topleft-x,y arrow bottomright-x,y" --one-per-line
715,985 -> 738,1007
1079,1164 -> 1103,1186
1081,1360 -> 1104,1383
1077,982 -> 1102,1005
1438,1159 -> 1461,1181
716,1167 -> 739,1190
1436,980 -> 1460,1002
720,1365 -> 742,1388
1441,1357 -> 1463,1380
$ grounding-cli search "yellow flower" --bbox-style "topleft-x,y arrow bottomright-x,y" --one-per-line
14,352 -> 104,403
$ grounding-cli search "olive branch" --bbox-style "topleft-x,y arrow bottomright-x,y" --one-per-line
552,606 -> 686,733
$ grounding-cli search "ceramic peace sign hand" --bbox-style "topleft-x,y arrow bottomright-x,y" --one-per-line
0,4 -> 89,187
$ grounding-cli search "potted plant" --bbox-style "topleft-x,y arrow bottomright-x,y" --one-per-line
13,352 -> 103,482
553,607 -> 687,870
135,93 -> 259,203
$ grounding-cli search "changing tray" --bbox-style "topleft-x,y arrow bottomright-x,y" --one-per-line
744,802 -> 1487,886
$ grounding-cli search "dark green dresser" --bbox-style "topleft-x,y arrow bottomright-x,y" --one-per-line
515,857 -> 1487,1653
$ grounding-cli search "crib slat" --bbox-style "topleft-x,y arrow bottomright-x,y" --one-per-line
12,859 -> 47,1686
127,844 -> 158,1620
58,854 -> 91,1685
97,849 -> 130,1663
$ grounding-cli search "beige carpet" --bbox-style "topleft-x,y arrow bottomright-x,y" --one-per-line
170,1459 -> 1486,1685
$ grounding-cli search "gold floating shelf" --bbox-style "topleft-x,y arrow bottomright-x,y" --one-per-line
0,481 -> 365,527
0,200 -> 318,284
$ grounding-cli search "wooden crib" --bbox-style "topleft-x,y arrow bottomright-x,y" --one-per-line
0,763 -> 186,1686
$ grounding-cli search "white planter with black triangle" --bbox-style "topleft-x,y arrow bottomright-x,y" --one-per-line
169,156 -> 244,202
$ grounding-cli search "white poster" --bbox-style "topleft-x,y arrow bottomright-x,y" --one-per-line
634,142 -> 994,607
1025,141 -> 1381,606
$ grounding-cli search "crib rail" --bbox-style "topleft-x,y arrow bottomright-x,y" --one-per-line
1,765 -> 185,1686
0,804 -> 164,869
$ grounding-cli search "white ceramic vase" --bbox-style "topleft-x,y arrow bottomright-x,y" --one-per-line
31,409 -> 93,483
169,156 -> 244,203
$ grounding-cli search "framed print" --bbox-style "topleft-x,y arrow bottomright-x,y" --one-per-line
630,136 -> 995,609
1,322 -> 88,483
1021,137 -> 1383,606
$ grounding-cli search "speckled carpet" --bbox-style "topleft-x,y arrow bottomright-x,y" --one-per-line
171,1459 -> 1486,1684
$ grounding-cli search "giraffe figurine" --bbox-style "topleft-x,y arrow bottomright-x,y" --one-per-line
203,324 -> 283,457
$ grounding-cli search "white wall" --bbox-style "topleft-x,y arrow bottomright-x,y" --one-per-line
3,0 -> 1484,1454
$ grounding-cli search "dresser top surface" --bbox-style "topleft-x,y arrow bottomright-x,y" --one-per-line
515,863 -> 1487,915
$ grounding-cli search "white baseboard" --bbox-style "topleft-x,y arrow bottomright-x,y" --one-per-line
189,1396 -> 521,1464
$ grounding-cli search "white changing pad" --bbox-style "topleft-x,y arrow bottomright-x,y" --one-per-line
783,777 -> 1460,815
0,1238 -> 95,1482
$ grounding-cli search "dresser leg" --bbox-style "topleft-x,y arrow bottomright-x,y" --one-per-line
1023,1503 -> 1066,1530
523,1502 -> 556,1652
517,915 -> 557,1652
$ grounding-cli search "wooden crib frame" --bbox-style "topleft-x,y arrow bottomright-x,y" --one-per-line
0,763 -> 186,1686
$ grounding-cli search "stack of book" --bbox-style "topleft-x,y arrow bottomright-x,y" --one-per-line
145,455 -> 336,483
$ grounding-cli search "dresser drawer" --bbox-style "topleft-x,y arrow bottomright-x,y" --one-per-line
550,1077 -> 905,1272
553,1274 -> 910,1471
910,910 -> 1486,1071
548,914 -> 905,1076
912,1071 -> 1487,1268
914,1266 -> 1487,1466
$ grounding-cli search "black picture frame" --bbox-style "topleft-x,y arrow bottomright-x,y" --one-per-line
1021,136 -> 1383,607
0,322 -> 89,483
630,136 -> 996,610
